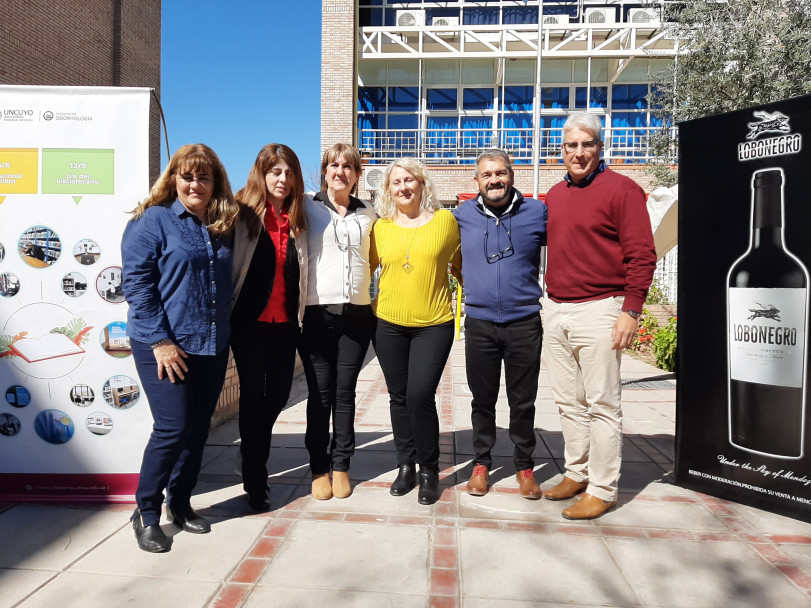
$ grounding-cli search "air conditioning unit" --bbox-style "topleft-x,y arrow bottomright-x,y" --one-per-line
364,167 -> 385,192
628,8 -> 660,26
432,16 -> 459,37
543,15 -> 570,26
396,9 -> 426,27
585,7 -> 615,25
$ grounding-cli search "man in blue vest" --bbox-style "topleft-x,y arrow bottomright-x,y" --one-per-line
454,149 -> 547,499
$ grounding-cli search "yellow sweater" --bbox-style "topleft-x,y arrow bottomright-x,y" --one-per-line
371,209 -> 461,327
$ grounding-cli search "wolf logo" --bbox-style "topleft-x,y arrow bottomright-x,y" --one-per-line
747,303 -> 781,322
746,111 -> 791,140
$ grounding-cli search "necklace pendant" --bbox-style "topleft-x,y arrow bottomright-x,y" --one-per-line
402,261 -> 414,274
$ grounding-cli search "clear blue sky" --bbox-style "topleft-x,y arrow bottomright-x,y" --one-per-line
160,0 -> 322,190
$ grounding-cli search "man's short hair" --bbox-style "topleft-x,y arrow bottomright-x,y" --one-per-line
562,113 -> 603,142
474,149 -> 512,177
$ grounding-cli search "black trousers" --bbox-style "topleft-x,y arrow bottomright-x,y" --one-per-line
299,305 -> 374,474
374,319 -> 454,469
131,340 -> 229,526
231,321 -> 300,497
464,314 -> 542,470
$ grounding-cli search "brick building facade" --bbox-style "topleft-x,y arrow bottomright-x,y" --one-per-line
1,0 -> 162,181
1,1 -> 242,418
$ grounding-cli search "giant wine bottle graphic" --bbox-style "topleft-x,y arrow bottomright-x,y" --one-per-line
727,168 -> 809,458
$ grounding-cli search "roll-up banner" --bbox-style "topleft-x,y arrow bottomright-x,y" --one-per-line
676,94 -> 811,522
0,86 -> 151,502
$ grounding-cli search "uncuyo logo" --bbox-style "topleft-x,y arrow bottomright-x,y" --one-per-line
746,111 -> 791,140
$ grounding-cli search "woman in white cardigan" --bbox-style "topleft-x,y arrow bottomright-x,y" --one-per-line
299,143 -> 376,500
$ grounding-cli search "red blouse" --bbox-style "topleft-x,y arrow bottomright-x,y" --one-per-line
257,204 -> 290,323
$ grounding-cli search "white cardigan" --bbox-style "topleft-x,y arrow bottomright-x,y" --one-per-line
303,192 -> 376,306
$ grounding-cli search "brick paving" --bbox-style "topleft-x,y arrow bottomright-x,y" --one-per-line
2,338 -> 811,608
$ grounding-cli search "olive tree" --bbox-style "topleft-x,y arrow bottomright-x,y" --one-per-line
648,0 -> 811,186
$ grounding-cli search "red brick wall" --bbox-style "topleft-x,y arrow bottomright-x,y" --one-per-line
1,0 -> 162,182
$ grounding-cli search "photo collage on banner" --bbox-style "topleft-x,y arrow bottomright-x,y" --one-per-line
676,94 -> 811,522
0,86 -> 151,500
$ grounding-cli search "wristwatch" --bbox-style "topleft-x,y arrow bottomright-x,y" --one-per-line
622,309 -> 640,319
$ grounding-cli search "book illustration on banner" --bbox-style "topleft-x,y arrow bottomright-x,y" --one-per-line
18,225 -> 61,269
2,304 -> 92,379
102,375 -> 140,410
0,412 -> 21,437
95,266 -> 124,303
7,333 -> 85,363
0,242 -> 5,263
62,272 -> 87,297
69,384 -> 94,407
727,168 -> 809,460
100,321 -> 130,358
5,385 -> 30,408
0,272 -> 20,297
85,411 -> 113,436
73,239 -> 100,265
34,409 -> 75,444
0,318 -> 92,364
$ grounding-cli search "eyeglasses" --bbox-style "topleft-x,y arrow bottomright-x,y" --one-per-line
563,140 -> 600,152
484,214 -> 514,263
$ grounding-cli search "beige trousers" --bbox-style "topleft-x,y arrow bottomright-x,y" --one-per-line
543,296 -> 623,502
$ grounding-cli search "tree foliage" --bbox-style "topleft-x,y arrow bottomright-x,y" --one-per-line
648,0 -> 811,186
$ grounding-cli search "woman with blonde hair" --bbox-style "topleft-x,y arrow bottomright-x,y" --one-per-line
300,143 -> 376,500
371,158 -> 461,505
230,143 -> 308,511
122,143 -> 238,552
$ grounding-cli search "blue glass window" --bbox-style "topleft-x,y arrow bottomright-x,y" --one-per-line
463,7 -> 499,25
460,116 -> 492,149
503,86 -> 533,111
502,114 -> 532,159
388,87 -> 419,111
358,87 -> 386,113
503,6 -> 536,24
427,89 -> 457,111
463,88 -> 494,110
426,116 -> 458,158
575,87 -> 607,109
387,114 -> 419,129
358,114 -> 382,131
541,87 -> 569,109
612,84 -> 648,110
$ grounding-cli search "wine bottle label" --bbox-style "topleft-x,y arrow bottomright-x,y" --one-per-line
729,287 -> 807,387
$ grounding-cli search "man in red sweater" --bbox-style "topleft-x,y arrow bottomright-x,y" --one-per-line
543,113 -> 656,520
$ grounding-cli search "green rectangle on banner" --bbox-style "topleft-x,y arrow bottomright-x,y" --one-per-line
41,148 -> 114,194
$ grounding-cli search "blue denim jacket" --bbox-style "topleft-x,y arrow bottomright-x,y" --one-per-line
122,199 -> 234,355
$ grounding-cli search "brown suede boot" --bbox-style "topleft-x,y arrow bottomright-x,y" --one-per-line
332,471 -> 352,499
312,473 -> 333,500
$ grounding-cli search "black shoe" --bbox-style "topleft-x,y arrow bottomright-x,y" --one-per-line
390,463 -> 417,496
166,506 -> 211,534
132,516 -> 171,553
418,467 -> 440,505
246,492 -> 271,512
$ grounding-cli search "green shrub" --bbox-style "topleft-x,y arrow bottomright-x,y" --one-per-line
631,307 -> 659,352
645,278 -> 668,305
653,316 -> 677,372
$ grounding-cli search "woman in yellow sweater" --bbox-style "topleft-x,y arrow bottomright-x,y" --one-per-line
371,158 -> 461,505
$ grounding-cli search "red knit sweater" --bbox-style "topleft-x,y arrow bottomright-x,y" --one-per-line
545,167 -> 656,313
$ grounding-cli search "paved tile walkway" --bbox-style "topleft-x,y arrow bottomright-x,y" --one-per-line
3,338 -> 811,607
